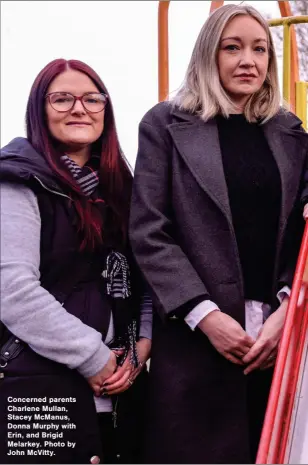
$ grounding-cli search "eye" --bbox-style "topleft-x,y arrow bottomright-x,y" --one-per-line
224,44 -> 240,51
255,46 -> 267,53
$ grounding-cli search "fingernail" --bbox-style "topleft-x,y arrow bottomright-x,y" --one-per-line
90,455 -> 100,464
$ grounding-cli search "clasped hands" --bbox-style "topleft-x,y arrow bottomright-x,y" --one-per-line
198,298 -> 288,375
87,338 -> 151,397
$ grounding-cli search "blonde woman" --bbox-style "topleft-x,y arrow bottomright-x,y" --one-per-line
130,4 -> 308,464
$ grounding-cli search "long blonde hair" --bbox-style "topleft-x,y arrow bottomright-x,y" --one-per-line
173,4 -> 281,123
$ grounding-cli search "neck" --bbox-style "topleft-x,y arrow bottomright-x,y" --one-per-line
65,146 -> 91,167
229,95 -> 250,114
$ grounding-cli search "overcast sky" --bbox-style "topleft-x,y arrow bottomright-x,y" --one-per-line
1,1 -> 282,166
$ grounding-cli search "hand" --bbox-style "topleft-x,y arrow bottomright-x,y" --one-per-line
130,337 -> 151,380
87,351 -> 117,396
242,298 -> 289,375
102,338 -> 151,396
303,203 -> 308,219
198,310 -> 255,365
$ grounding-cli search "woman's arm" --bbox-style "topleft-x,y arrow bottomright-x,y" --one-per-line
0,182 -> 112,379
130,117 -> 209,320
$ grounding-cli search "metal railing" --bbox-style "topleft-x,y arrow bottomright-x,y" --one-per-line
268,16 -> 308,113
256,223 -> 308,464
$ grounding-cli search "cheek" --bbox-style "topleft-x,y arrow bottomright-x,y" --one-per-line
93,117 -> 105,136
45,108 -> 64,139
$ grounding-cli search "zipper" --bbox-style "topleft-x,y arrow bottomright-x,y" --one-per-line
33,176 -> 70,200
112,396 -> 119,428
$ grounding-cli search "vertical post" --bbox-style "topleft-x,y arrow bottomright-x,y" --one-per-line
283,22 -> 291,106
210,1 -> 224,13
158,1 -> 170,102
296,82 -> 308,131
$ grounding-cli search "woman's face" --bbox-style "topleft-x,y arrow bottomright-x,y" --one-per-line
45,69 -> 105,149
217,15 -> 269,109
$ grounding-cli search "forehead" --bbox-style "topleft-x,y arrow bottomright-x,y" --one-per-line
221,15 -> 267,41
48,69 -> 99,94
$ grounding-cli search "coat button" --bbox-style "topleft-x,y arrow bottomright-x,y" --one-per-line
4,352 -> 9,356
15,339 -> 19,344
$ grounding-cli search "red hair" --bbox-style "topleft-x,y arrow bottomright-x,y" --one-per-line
26,58 -> 132,249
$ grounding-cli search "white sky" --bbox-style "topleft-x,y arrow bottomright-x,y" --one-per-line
1,0 -> 282,166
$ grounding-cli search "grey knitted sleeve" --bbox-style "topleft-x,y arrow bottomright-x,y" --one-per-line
0,182 -> 111,378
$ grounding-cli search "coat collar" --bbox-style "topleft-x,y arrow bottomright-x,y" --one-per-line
167,107 -> 308,230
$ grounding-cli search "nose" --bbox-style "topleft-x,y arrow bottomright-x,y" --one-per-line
71,98 -> 86,115
239,48 -> 255,68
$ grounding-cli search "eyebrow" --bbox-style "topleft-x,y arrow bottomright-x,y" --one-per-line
221,36 -> 267,43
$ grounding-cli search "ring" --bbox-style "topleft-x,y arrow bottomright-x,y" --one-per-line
128,378 -> 133,386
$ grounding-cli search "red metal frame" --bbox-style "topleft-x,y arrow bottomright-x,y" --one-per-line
256,222 -> 308,464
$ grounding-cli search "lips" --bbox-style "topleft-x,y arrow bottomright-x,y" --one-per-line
235,74 -> 257,78
66,122 -> 91,126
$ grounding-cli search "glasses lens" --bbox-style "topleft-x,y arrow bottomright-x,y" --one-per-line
82,93 -> 107,112
49,93 -> 75,111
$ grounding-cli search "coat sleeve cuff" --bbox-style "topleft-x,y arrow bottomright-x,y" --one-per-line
185,300 -> 220,330
77,342 -> 112,378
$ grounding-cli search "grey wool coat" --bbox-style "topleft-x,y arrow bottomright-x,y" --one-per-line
129,102 -> 308,464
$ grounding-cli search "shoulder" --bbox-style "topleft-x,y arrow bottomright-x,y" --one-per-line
0,182 -> 39,215
140,101 -> 174,128
270,108 -> 304,130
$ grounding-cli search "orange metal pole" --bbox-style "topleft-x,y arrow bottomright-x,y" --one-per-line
278,1 -> 299,111
210,1 -> 224,13
158,1 -> 170,102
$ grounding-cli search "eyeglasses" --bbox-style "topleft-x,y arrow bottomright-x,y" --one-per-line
45,92 -> 108,113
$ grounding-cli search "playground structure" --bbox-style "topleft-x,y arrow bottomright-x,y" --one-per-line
157,2 -> 308,463
158,1 -> 308,129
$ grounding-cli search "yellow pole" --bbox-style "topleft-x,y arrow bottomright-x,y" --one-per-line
296,82 -> 308,131
283,23 -> 291,106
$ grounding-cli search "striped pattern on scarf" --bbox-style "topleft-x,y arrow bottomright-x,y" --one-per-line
60,154 -> 99,196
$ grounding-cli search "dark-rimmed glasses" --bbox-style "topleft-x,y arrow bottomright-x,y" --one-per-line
45,92 -> 108,113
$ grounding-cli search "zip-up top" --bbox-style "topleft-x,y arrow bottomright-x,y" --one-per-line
0,137 -> 67,196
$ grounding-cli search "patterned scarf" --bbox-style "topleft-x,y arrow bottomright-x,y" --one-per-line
60,154 -> 100,196
61,154 -> 139,368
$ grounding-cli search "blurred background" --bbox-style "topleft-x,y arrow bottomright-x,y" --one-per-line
1,1 -> 307,165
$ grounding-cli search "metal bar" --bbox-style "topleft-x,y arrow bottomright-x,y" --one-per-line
269,15 -> 308,27
283,22 -> 292,105
256,222 -> 308,464
210,1 -> 224,13
158,1 -> 170,102
296,82 -> 308,131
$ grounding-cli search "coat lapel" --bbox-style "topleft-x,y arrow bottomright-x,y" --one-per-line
168,112 -> 232,221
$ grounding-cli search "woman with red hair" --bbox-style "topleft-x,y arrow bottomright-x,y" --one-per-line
0,59 -> 152,464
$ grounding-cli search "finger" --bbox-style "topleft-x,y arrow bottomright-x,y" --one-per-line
103,370 -> 131,392
244,347 -> 272,375
260,350 -> 277,370
260,359 -> 276,371
112,349 -> 125,357
224,353 -> 244,365
103,359 -> 131,385
242,340 -> 265,364
232,346 -> 250,358
91,385 -> 101,397
106,377 -> 134,396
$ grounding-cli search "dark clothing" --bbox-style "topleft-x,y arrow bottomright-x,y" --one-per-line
217,114 -> 281,303
130,102 -> 308,463
0,138 -> 146,463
